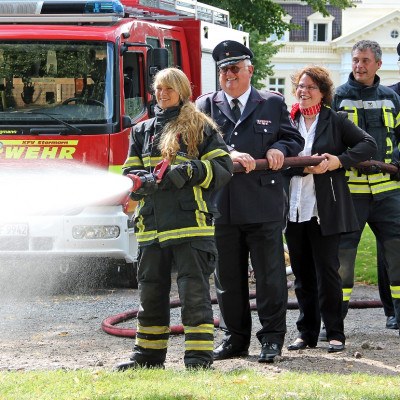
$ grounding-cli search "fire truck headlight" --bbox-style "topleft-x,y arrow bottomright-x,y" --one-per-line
72,225 -> 120,239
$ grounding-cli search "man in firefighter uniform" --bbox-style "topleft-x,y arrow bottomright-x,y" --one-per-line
381,41 -> 400,329
331,40 -> 400,334
196,40 -> 304,362
117,68 -> 233,370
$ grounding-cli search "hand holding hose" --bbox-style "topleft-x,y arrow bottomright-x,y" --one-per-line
126,159 -> 170,195
230,150 -> 255,174
126,170 -> 158,195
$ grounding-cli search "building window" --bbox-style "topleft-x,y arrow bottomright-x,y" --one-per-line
269,32 -> 285,42
391,30 -> 399,39
307,12 -> 334,43
269,77 -> 285,95
313,24 -> 327,41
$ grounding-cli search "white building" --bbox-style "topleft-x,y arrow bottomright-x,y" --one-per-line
263,0 -> 400,106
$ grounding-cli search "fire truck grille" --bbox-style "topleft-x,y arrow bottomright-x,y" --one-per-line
0,237 -> 53,251
30,237 -> 53,251
0,237 -> 29,251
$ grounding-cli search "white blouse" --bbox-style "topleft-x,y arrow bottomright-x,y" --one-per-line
288,114 -> 319,223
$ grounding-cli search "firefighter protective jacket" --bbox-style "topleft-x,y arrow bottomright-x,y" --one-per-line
331,73 -> 400,200
122,105 -> 233,247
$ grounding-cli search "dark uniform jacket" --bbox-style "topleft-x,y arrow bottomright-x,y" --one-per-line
388,82 -> 400,96
285,105 -> 377,236
331,73 -> 400,199
196,86 -> 304,225
122,106 -> 233,247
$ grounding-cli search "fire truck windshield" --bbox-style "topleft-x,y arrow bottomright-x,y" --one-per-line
0,40 -> 114,129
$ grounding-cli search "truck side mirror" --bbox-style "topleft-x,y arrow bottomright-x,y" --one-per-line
147,48 -> 169,93
122,114 -> 132,129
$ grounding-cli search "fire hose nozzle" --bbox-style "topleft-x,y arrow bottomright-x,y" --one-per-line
126,173 -> 157,193
126,159 -> 169,194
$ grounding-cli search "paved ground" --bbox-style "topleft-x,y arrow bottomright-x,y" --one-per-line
0,264 -> 399,375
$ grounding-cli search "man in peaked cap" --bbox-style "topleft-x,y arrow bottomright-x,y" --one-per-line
196,40 -> 304,363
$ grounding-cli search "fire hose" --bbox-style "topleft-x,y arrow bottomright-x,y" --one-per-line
101,295 -> 383,338
233,156 -> 399,174
102,156 -> 395,339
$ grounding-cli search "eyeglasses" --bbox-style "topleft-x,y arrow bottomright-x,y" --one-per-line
219,65 -> 248,75
295,84 -> 319,91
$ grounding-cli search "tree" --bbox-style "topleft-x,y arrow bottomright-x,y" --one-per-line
204,0 -> 355,88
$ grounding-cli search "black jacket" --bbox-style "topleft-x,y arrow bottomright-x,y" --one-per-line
122,106 -> 233,247
285,105 -> 377,236
196,87 -> 304,225
388,82 -> 400,96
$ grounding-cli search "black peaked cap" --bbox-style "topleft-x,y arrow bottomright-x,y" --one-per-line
212,40 -> 253,68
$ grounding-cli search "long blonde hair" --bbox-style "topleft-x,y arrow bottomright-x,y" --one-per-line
154,68 -> 218,162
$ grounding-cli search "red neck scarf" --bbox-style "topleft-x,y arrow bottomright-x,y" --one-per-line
291,102 -> 322,120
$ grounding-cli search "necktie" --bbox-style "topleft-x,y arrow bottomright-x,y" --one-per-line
231,98 -> 241,122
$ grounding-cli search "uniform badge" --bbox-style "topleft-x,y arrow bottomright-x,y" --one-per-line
256,120 -> 271,126
364,101 -> 377,109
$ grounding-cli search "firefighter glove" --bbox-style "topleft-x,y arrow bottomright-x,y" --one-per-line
390,160 -> 400,181
162,162 -> 194,189
129,170 -> 158,195
357,164 -> 381,175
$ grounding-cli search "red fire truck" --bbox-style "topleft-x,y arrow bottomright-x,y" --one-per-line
0,0 -> 248,287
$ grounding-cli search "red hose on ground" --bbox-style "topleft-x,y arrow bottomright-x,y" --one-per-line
101,294 -> 383,338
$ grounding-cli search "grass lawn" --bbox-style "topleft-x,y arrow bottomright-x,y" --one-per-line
1,368 -> 400,400
354,224 -> 378,285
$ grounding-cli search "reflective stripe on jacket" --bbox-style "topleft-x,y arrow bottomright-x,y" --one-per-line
332,73 -> 400,199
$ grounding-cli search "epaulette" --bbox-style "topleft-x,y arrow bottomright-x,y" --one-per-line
258,88 -> 284,99
268,90 -> 284,97
195,91 -> 214,101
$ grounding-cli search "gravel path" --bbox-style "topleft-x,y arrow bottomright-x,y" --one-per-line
0,265 -> 399,376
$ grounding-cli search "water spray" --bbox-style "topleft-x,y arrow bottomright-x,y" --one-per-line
0,160 -> 134,217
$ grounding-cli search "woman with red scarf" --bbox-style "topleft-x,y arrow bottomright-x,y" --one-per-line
284,66 -> 376,353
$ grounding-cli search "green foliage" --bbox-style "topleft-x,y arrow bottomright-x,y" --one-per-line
208,0 -> 288,37
206,0 -> 355,36
305,0 -> 355,16
249,31 -> 283,89
204,0 -> 356,88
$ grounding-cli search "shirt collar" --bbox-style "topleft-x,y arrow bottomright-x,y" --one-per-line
224,86 -> 251,108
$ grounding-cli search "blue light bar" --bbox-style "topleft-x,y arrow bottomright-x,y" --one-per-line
40,1 -> 124,17
84,1 -> 124,15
